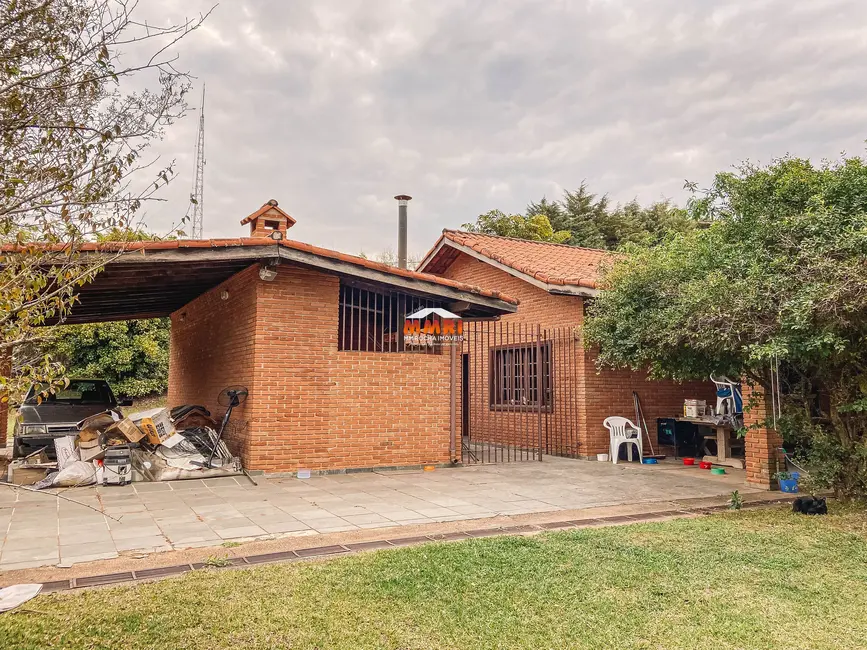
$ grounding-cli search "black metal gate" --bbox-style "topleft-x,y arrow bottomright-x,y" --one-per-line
460,321 -> 579,464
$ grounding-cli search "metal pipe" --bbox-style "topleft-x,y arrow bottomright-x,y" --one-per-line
450,342 -> 457,462
537,325 -> 543,461
394,195 -> 412,269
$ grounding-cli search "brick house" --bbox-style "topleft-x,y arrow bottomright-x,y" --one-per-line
419,232 -> 718,457
0,201 -> 517,471
166,203 -> 518,474
0,203 -> 782,486
419,229 -> 783,487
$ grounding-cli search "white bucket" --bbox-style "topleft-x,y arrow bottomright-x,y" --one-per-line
597,453 -> 610,462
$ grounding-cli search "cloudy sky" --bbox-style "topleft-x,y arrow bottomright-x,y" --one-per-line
139,0 -> 867,257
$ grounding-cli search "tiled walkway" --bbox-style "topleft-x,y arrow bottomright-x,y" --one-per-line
0,456 -> 759,570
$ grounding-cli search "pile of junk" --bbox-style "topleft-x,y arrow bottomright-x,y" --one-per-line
7,387 -> 249,489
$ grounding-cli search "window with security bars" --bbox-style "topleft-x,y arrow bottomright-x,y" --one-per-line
338,282 -> 445,353
489,342 -> 552,410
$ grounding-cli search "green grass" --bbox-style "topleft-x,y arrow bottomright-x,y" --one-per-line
2,506 -> 867,649
118,393 -> 167,417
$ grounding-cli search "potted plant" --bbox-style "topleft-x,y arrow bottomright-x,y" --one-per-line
774,471 -> 799,493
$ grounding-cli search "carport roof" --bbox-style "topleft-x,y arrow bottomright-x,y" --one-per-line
5,237 -> 519,324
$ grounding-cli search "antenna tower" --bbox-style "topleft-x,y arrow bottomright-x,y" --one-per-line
191,85 -> 205,239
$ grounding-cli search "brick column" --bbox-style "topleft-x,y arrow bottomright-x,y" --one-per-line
743,383 -> 784,489
0,349 -> 9,449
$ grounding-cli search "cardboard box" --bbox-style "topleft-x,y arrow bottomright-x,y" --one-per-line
77,411 -> 118,440
54,435 -> 79,469
105,418 -> 146,443
684,399 -> 707,419
9,463 -> 51,485
129,408 -> 176,445
78,437 -> 105,462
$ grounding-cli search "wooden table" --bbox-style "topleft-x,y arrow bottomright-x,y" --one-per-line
674,417 -> 744,470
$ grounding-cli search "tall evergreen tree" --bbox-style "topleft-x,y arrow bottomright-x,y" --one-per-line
523,182 -> 695,250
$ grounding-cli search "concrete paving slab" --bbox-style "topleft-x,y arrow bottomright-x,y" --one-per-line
342,513 -> 392,526
113,536 -> 172,552
1,547 -> 60,563
58,551 -> 119,566
131,482 -> 173,492
1,538 -> 60,553
213,525 -> 268,540
259,520 -> 310,534
110,525 -> 163,540
60,541 -> 117,558
0,558 -> 62,571
0,455 -> 761,571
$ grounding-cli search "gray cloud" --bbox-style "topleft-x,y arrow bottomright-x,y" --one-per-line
138,0 -> 867,255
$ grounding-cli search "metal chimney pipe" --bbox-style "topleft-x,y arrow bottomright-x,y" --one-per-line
394,194 -> 412,269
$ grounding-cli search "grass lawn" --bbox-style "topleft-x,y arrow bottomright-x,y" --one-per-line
2,506 -> 867,649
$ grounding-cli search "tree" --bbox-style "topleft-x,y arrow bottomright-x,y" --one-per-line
583,155 -> 867,499
525,183 -> 695,250
49,317 -> 169,397
606,199 -> 695,248
0,0 -> 207,400
461,210 -> 571,243
359,248 -> 423,271
34,227 -> 172,399
556,183 -> 611,248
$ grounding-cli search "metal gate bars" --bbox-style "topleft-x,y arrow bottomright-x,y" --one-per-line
460,321 -> 579,464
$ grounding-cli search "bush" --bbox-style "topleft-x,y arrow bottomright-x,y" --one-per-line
49,318 -> 170,398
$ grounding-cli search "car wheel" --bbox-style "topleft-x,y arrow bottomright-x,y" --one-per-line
12,436 -> 26,459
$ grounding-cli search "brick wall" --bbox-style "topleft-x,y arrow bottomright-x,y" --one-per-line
581,347 -> 716,455
252,266 -> 451,472
438,251 -> 714,457
168,265 -> 259,460
169,263 -> 452,472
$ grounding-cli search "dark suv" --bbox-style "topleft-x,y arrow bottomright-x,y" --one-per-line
13,379 -> 132,458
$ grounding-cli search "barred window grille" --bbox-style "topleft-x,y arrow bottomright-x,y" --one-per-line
338,282 -> 444,353
489,342 -> 552,410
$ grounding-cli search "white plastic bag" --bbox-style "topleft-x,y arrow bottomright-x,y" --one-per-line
51,460 -> 97,487
0,584 -> 42,612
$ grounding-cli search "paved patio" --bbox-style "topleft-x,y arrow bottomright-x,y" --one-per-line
0,456 -> 760,571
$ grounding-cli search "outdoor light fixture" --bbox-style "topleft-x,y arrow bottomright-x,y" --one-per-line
221,290 -> 230,301
259,263 -> 278,281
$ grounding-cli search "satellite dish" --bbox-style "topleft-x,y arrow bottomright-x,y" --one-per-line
218,385 -> 248,407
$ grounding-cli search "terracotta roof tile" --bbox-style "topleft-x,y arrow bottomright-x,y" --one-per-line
420,230 -> 612,290
2,237 -> 517,306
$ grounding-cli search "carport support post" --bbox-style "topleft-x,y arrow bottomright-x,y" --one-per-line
743,383 -> 785,488
450,341 -> 457,462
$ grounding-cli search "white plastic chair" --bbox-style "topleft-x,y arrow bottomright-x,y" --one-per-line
603,416 -> 643,464
710,375 -> 743,416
